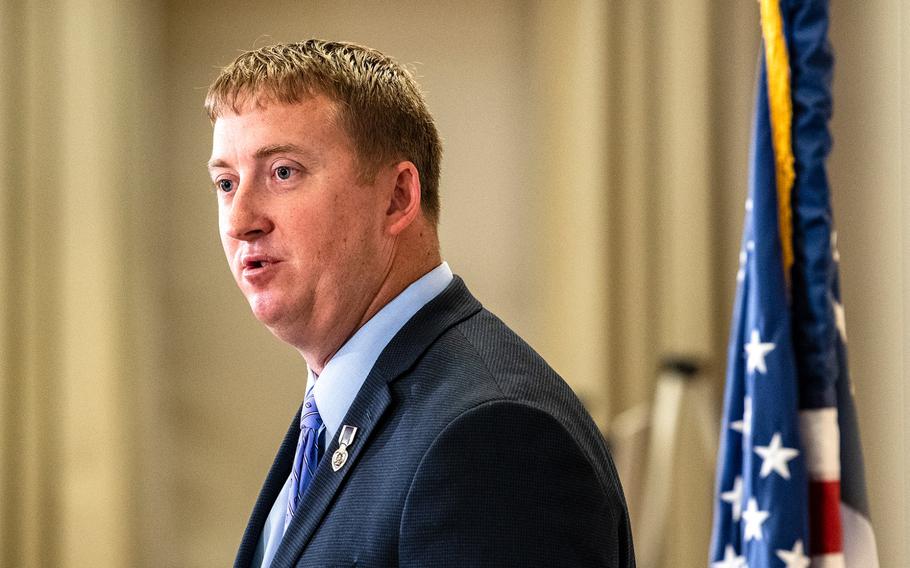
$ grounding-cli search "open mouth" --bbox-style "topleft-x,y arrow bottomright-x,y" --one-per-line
241,255 -> 279,273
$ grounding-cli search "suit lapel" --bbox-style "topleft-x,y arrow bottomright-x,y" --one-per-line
269,383 -> 392,568
263,277 -> 482,567
234,409 -> 301,568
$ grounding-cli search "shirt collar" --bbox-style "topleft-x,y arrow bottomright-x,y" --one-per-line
306,262 -> 453,442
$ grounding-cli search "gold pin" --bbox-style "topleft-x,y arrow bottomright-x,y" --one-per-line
332,425 -> 358,472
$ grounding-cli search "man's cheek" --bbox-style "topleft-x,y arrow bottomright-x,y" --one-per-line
217,216 -> 232,255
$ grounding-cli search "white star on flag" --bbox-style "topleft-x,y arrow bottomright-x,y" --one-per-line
730,396 -> 752,437
712,544 -> 746,568
741,497 -> 770,541
754,432 -> 800,479
776,539 -> 810,568
737,249 -> 747,282
831,231 -> 840,262
744,329 -> 775,374
833,298 -> 847,343
720,476 -> 744,521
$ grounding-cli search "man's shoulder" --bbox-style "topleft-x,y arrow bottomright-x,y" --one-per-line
429,306 -> 572,403
394,311 -> 635,567
385,279 -> 607,467
403,305 -> 609,459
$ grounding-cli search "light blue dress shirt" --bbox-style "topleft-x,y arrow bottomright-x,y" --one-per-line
253,262 -> 454,568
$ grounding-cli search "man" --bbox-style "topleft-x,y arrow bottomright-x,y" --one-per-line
206,40 -> 634,568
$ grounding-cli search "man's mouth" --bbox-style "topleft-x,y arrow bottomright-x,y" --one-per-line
240,254 -> 281,274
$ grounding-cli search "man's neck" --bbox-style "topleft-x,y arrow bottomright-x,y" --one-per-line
302,250 -> 441,374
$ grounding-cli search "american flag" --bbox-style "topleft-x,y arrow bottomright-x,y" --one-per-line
709,1 -> 878,566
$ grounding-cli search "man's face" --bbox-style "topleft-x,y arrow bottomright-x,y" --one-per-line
208,95 -> 392,349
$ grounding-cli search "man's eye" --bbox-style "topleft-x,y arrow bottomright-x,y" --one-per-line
217,179 -> 234,192
275,166 -> 293,180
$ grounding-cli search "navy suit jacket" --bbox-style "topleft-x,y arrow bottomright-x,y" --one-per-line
235,277 -> 635,567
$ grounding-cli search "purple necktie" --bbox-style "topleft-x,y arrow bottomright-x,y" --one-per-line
285,388 -> 323,531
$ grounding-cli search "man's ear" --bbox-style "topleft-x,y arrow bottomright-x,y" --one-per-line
385,161 -> 422,236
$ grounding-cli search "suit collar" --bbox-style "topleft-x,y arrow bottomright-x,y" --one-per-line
262,276 -> 481,567
369,275 -> 481,385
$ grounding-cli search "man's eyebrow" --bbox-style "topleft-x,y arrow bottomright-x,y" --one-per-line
253,143 -> 309,160
207,158 -> 230,171
206,144 -> 310,172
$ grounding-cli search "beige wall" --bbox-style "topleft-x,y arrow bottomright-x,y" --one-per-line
1,0 -> 168,566
830,0 -> 909,563
0,1 -> 906,567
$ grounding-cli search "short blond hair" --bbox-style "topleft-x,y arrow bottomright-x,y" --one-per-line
205,39 -> 442,224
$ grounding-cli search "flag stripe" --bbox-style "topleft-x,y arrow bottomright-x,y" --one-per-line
841,503 -> 880,566
798,408 -> 840,480
809,480 -> 843,554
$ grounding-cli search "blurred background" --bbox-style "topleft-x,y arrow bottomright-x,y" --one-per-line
0,0 -> 907,566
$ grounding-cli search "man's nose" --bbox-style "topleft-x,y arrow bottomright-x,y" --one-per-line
223,184 -> 274,241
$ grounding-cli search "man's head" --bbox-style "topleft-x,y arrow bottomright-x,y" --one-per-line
205,39 -> 441,224
206,41 -> 443,370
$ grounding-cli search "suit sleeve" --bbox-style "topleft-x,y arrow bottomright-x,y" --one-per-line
399,400 -> 633,567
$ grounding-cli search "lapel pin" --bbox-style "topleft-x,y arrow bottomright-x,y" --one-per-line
332,425 -> 358,472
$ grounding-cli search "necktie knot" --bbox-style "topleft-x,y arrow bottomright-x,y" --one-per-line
300,390 -> 322,431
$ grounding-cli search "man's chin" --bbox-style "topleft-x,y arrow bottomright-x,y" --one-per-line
247,294 -> 286,327
246,293 -> 309,342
